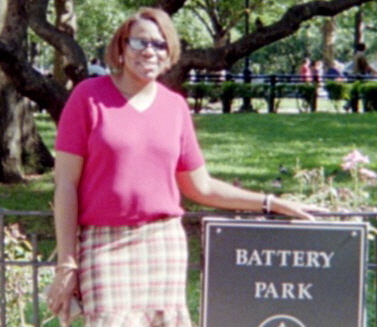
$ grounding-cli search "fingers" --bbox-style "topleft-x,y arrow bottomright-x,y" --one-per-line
282,204 -> 317,221
297,212 -> 316,221
275,200 -> 318,221
47,295 -> 62,316
47,292 -> 72,325
59,298 -> 71,327
46,268 -> 78,319
303,204 -> 329,214
46,279 -> 76,323
47,287 -> 61,315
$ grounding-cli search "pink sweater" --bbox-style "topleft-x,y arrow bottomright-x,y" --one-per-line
55,76 -> 205,226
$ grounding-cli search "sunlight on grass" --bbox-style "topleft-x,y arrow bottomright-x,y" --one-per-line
194,113 -> 377,194
34,113 -> 57,155
2,112 -> 377,210
0,172 -> 54,211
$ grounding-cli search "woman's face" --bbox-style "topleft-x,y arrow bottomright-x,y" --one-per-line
122,19 -> 169,83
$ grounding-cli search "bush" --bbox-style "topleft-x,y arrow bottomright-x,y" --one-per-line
183,82 -> 218,113
292,84 -> 317,112
324,81 -> 350,101
324,81 -> 351,111
359,82 -> 377,112
349,81 -> 362,113
219,81 -> 243,113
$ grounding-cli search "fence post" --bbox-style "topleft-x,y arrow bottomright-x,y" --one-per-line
239,66 -> 253,112
268,75 -> 276,113
0,210 -> 5,327
310,81 -> 318,112
350,76 -> 363,113
31,234 -> 40,327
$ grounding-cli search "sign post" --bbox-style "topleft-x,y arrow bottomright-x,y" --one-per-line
201,219 -> 368,327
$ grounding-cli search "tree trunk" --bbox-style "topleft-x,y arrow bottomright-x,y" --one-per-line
0,77 -> 54,183
354,6 -> 364,46
0,74 -> 24,183
0,0 -> 54,183
322,18 -> 336,69
53,0 -> 77,87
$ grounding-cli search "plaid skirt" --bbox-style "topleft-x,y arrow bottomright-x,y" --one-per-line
78,218 -> 192,327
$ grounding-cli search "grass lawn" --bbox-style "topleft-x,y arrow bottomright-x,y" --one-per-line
1,111 -> 377,326
2,111 -> 377,211
194,112 -> 377,207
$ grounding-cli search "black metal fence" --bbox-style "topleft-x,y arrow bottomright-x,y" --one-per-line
1,208 -> 376,326
188,71 -> 377,84
185,71 -> 377,114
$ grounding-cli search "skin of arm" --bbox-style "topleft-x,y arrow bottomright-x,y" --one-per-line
48,151 -> 83,325
176,165 -> 315,220
54,151 -> 83,266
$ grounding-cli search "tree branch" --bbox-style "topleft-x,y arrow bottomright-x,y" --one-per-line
180,0 -> 374,70
26,0 -> 87,84
0,41 -> 68,123
161,0 -> 374,89
155,0 -> 187,14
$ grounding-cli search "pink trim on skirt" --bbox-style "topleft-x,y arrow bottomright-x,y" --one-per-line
78,218 -> 192,327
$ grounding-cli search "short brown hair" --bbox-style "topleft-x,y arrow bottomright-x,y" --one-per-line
105,7 -> 181,71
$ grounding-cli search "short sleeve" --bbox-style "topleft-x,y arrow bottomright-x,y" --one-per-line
55,82 -> 95,156
177,104 -> 205,172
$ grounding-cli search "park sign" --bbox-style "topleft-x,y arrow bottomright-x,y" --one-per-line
201,218 -> 368,327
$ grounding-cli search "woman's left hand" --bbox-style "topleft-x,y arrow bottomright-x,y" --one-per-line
270,197 -> 328,221
47,267 -> 79,326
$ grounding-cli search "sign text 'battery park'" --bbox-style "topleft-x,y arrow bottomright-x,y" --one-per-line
235,248 -> 335,300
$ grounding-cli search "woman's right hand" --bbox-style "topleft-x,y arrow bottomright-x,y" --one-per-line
47,267 -> 79,327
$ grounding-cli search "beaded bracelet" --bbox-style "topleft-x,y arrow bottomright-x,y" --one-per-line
55,263 -> 78,274
262,194 -> 274,214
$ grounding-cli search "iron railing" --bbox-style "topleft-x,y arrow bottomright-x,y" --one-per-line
1,208 -> 376,326
186,72 -> 377,113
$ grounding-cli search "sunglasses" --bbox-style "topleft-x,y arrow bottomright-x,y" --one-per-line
126,37 -> 168,52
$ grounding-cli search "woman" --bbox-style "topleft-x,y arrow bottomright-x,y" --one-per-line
299,58 -> 312,82
47,7 -> 319,327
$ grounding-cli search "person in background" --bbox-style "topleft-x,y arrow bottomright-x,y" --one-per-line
326,60 -> 344,81
353,43 -> 377,76
311,60 -> 324,84
299,57 -> 312,82
88,57 -> 108,77
47,7 -> 323,327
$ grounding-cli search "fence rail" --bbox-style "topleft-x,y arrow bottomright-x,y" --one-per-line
185,72 -> 377,113
1,208 -> 376,326
188,71 -> 377,84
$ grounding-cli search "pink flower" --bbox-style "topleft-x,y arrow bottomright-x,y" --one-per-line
341,150 -> 370,171
341,161 -> 354,171
359,168 -> 377,179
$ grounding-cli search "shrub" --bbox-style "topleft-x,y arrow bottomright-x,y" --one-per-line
359,82 -> 377,112
219,81 -> 242,113
324,81 -> 351,111
349,81 -> 362,113
325,81 -> 350,101
183,82 -> 218,113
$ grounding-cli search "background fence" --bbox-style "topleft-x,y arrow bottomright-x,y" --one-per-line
1,208 -> 376,326
184,72 -> 377,114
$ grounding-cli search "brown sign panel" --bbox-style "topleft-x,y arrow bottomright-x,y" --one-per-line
201,219 -> 367,327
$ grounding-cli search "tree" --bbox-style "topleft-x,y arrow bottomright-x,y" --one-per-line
53,0 -> 79,87
0,0 -> 375,183
161,0 -> 375,88
0,0 -> 54,183
322,17 -> 336,68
